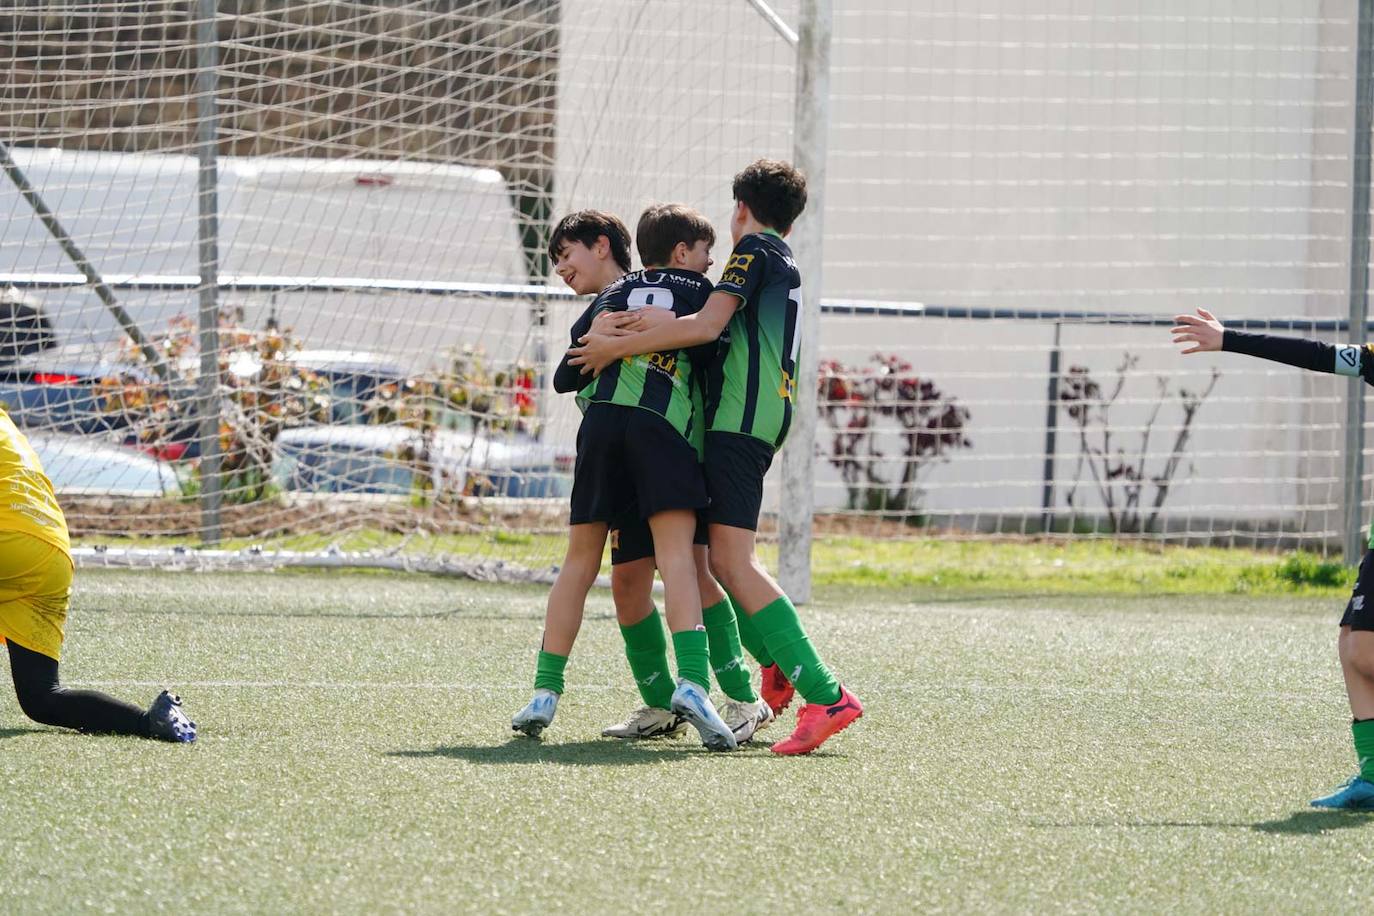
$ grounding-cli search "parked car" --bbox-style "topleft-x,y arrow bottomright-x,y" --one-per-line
27,432 -> 181,498
284,349 -> 409,425
0,343 -> 199,450
0,285 -> 57,365
0,343 -> 409,457
272,424 -> 571,500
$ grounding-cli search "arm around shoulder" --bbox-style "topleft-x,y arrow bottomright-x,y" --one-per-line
617,291 -> 738,356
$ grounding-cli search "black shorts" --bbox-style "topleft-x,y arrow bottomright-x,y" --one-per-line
610,509 -> 709,566
568,402 -> 708,526
1341,549 -> 1374,630
703,431 -> 776,531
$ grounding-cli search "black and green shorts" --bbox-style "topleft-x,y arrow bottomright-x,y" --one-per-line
610,509 -> 709,566
703,430 -> 776,531
568,402 -> 707,527
1341,549 -> 1374,631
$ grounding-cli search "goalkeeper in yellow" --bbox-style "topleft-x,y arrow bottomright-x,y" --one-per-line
0,407 -> 196,741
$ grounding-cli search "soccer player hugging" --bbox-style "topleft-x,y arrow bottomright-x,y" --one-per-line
570,160 -> 863,755
512,203 -> 741,750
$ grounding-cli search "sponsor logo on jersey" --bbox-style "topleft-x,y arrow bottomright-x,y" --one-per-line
642,350 -> 679,378
721,252 -> 755,287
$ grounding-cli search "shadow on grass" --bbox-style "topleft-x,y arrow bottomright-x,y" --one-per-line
1252,811 -> 1374,835
0,727 -> 44,739
1034,812 -> 1374,835
1032,820 -> 1252,830
385,737 -> 712,767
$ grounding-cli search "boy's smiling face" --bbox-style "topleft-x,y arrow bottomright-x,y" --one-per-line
681,239 -> 713,274
554,237 -> 609,295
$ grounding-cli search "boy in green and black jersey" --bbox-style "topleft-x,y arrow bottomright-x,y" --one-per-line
570,160 -> 863,755
513,204 -> 739,751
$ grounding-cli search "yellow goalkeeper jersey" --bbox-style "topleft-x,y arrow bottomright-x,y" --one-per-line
0,407 -> 70,556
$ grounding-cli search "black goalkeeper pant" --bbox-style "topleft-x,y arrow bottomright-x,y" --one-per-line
7,640 -> 149,736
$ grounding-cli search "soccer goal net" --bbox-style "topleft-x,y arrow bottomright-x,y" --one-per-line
0,1 -> 1370,579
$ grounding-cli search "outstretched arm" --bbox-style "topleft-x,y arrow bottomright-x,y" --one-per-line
567,292 -> 739,376
1173,307 -> 1374,382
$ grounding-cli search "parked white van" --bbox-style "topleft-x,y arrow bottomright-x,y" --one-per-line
0,146 -> 535,367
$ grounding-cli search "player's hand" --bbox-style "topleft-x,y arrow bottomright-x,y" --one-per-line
589,310 -> 637,337
621,308 -> 676,333
1171,307 -> 1224,354
568,333 -> 623,377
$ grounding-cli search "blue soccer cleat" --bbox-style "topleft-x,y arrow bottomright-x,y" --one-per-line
511,689 -> 559,738
146,690 -> 197,743
670,680 -> 737,752
1310,775 -> 1374,810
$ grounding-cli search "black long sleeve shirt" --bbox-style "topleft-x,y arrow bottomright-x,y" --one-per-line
1223,329 -> 1374,385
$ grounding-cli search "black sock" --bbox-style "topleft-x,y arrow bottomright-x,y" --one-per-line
7,641 -> 150,736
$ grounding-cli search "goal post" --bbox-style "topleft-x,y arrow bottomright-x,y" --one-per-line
779,0 -> 830,604
1343,0 -> 1374,564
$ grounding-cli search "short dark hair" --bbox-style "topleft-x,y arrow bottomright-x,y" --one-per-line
635,203 -> 716,267
732,159 -> 807,234
548,209 -> 632,272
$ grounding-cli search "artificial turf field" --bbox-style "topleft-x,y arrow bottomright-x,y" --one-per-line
3,569 -> 1373,913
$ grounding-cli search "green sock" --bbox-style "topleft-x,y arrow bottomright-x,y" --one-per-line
703,598 -> 759,703
751,595 -> 842,706
671,628 -> 711,690
731,592 -> 774,667
620,607 -> 674,710
1354,719 -> 1374,782
534,650 -> 568,695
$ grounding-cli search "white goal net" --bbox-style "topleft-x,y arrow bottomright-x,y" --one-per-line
0,1 -> 1370,577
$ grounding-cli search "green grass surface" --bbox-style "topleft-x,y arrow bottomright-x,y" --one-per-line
73,532 -> 1357,596
3,570 -> 1373,913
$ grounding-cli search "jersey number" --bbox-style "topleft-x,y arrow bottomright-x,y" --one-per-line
780,286 -> 803,401
787,287 -> 802,365
626,286 -> 674,311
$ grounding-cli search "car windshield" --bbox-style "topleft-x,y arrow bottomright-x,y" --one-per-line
275,442 -> 415,495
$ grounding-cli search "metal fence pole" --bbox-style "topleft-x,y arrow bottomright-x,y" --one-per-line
195,0 -> 223,545
779,0 -> 831,604
1346,0 -> 1374,565
1040,322 -> 1062,533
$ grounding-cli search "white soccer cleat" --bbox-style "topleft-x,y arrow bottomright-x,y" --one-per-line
601,705 -> 688,740
511,688 -> 559,737
717,697 -> 775,744
670,680 -> 738,752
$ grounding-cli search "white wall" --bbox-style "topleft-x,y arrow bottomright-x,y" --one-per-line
551,0 -> 1364,542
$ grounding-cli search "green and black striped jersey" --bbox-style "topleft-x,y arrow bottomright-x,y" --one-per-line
574,268 -> 715,446
706,231 -> 801,450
